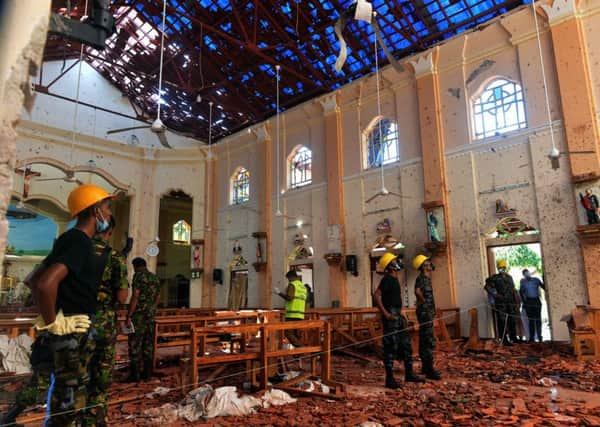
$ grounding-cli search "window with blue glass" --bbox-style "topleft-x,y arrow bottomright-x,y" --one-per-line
366,118 -> 399,169
289,146 -> 312,189
231,167 -> 250,204
473,79 -> 527,139
172,219 -> 191,244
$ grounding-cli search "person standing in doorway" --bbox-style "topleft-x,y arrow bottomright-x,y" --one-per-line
519,269 -> 545,342
274,270 -> 307,348
413,254 -> 441,380
373,252 -> 423,389
126,257 -> 160,381
485,259 -> 518,346
86,216 -> 129,426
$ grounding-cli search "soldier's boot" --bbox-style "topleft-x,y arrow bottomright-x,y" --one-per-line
0,403 -> 26,427
404,360 -> 425,383
127,365 -> 140,383
384,366 -> 401,389
142,359 -> 153,380
422,359 -> 441,380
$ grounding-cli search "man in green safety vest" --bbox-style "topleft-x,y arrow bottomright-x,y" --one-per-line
274,270 -> 307,348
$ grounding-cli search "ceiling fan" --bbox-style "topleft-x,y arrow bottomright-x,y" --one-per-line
33,170 -> 84,185
106,0 -> 173,149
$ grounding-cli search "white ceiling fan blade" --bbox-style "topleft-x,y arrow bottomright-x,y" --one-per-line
106,125 -> 151,135
156,130 -> 173,149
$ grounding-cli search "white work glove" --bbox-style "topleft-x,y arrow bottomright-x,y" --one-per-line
34,310 -> 91,335
273,287 -> 281,295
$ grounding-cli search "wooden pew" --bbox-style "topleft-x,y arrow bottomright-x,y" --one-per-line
0,318 -> 36,338
152,310 -> 281,369
188,319 -> 331,390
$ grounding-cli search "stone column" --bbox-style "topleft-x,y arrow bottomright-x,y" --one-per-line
0,1 -> 51,270
254,124 -> 272,308
542,0 -> 600,305
202,152 -> 218,308
410,48 -> 456,307
320,93 -> 348,307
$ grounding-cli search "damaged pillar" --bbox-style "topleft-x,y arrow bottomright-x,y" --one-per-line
0,1 -> 52,269
410,47 -> 457,307
320,93 -> 348,307
542,0 -> 600,305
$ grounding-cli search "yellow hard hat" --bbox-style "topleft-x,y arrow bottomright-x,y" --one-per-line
67,184 -> 114,218
496,259 -> 507,269
412,254 -> 430,270
378,252 -> 398,271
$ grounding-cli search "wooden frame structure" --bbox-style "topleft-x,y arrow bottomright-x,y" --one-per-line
189,319 -> 331,390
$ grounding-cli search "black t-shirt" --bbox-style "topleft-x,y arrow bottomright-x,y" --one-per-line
43,228 -> 102,316
378,274 -> 403,310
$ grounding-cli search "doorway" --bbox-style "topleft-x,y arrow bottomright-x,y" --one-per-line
157,190 -> 193,308
487,243 -> 551,341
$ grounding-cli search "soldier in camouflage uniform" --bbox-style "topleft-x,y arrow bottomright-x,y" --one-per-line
485,259 -> 518,345
413,255 -> 441,380
126,257 -> 161,381
85,217 -> 129,426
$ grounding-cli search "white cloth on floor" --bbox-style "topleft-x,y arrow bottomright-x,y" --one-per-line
0,334 -> 33,374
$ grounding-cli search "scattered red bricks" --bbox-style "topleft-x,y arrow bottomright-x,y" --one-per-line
102,342 -> 600,426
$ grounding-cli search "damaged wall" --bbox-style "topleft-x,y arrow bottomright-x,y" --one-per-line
208,3 -> 598,340
0,0 -> 52,281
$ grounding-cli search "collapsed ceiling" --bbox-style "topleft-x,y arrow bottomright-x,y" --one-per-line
44,0 -> 524,143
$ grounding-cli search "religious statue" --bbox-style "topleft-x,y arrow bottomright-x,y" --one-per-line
580,188 -> 600,224
427,211 -> 441,242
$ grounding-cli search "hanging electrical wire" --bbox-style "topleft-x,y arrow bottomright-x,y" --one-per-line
531,1 -> 557,162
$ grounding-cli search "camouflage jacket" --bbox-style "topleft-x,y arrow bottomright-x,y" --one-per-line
486,273 -> 516,303
93,237 -> 129,315
132,269 -> 160,319
415,273 -> 435,313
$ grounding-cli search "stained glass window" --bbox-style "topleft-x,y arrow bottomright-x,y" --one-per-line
366,118 -> 399,168
289,146 -> 312,189
473,79 -> 527,139
172,219 -> 191,244
231,167 -> 250,204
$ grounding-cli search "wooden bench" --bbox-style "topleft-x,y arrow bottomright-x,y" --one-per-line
152,310 -> 281,369
189,319 -> 331,390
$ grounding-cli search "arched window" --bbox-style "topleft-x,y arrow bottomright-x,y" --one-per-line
472,78 -> 527,139
366,118 -> 399,169
231,167 -> 250,204
289,146 -> 312,189
172,219 -> 191,244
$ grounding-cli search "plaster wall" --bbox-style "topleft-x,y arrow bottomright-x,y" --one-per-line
205,4 -> 594,340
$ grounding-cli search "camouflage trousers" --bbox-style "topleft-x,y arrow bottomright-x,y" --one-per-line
416,307 -> 436,366
495,302 -> 517,341
45,330 -> 96,426
85,311 -> 117,426
128,315 -> 155,371
382,308 -> 413,370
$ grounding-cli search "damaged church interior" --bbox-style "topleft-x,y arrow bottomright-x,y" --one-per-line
2,0 -> 600,425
